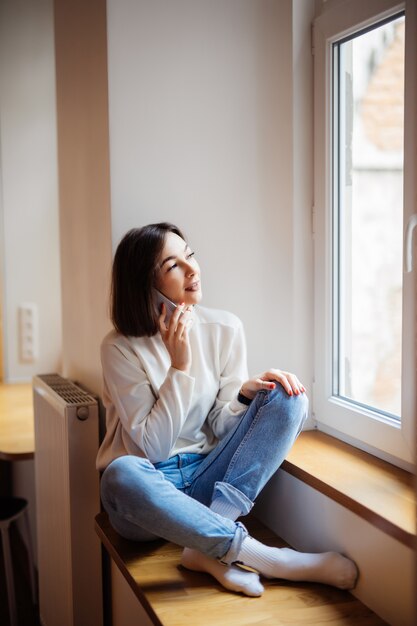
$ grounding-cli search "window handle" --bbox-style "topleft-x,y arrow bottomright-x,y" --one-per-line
405,214 -> 417,273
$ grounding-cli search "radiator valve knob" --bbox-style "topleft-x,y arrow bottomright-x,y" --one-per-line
76,406 -> 89,421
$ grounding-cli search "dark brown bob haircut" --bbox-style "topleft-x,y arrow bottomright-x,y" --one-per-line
111,222 -> 186,337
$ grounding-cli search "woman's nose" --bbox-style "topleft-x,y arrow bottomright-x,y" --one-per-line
184,263 -> 196,276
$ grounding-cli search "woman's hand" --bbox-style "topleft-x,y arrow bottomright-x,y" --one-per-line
159,303 -> 193,374
240,369 -> 306,400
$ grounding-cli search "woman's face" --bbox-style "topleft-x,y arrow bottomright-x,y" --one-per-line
154,232 -> 202,305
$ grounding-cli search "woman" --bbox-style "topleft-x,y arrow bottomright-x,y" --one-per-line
97,222 -> 357,597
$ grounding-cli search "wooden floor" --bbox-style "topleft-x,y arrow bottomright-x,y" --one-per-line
97,513 -> 387,626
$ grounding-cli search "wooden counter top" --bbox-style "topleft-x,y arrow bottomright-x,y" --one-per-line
0,382 -> 34,460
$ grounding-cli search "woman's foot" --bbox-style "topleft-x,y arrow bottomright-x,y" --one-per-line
236,537 -> 358,590
181,547 -> 264,597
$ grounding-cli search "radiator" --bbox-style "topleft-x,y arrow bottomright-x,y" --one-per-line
33,374 -> 103,626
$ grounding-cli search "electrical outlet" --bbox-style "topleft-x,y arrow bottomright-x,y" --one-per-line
19,303 -> 39,363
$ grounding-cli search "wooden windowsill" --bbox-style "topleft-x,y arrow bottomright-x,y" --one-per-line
95,431 -> 411,625
96,512 -> 385,626
281,430 -> 416,547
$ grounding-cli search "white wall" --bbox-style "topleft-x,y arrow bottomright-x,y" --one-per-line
0,0 -> 62,382
107,0 -> 314,387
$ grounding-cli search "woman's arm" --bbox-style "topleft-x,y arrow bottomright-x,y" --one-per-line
101,303 -> 196,463
101,340 -> 195,462
206,318 -> 306,439
205,318 -> 251,439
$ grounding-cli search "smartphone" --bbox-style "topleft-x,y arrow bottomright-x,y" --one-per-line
153,289 -> 177,324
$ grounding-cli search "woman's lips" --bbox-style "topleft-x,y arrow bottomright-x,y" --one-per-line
185,281 -> 200,292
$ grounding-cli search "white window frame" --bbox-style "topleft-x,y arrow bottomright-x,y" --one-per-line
313,0 -> 416,471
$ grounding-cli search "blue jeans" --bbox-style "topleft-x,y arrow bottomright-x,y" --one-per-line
100,385 -> 308,564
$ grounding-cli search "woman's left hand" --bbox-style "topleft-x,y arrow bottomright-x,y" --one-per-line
240,369 -> 306,400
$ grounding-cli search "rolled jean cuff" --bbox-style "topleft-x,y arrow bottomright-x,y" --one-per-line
212,481 -> 254,517
218,521 -> 248,565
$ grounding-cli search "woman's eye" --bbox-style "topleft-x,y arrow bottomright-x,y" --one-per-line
166,252 -> 195,271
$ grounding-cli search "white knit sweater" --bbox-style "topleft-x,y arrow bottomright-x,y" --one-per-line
96,305 -> 249,471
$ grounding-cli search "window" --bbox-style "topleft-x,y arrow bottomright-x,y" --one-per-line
313,0 -> 416,470
333,14 -> 404,419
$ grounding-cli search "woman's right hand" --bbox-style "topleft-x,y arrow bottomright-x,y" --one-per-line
158,303 -> 193,374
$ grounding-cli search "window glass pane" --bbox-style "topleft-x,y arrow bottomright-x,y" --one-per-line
333,14 -> 404,418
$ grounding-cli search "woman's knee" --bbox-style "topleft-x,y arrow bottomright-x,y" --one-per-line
266,384 -> 309,427
100,456 -> 165,542
101,455 -> 153,501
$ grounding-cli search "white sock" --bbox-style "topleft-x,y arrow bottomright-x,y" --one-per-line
180,498 -> 264,597
210,498 -> 241,521
236,536 -> 358,590
181,548 -> 264,597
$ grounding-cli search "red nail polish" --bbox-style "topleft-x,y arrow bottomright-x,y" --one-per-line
289,390 -> 293,396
